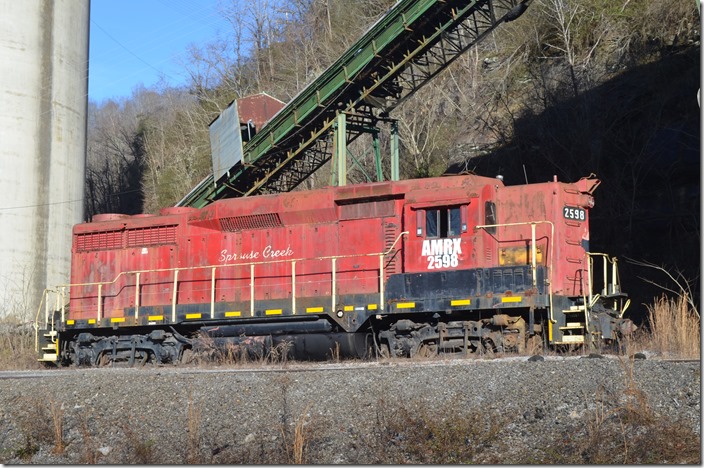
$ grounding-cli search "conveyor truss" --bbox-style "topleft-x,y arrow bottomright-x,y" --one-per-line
177,0 -> 532,208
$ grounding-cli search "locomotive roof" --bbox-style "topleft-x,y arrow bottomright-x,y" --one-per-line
79,174 -> 503,233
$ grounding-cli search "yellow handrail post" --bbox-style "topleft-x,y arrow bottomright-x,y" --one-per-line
291,260 -> 297,315
530,223 -> 537,289
135,272 -> 141,320
210,267 -> 216,319
331,258 -> 337,312
379,254 -> 384,312
171,270 -> 179,322
250,264 -> 255,316
97,284 -> 103,322
60,287 -> 67,323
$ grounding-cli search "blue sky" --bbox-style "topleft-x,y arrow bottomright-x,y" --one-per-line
89,0 -> 230,103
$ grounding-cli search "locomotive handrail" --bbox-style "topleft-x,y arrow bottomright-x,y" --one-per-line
586,252 -> 629,317
33,286 -> 63,353
40,231 -> 409,327
475,220 -> 556,325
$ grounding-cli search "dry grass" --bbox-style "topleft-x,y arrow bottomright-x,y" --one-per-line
189,331 -> 293,367
0,321 -> 41,370
77,413 -> 99,464
367,398 -> 506,464
282,403 -> 313,464
644,294 -> 700,358
11,396 -> 64,460
184,389 -> 203,464
48,399 -> 65,454
120,416 -> 157,464
525,354 -> 700,465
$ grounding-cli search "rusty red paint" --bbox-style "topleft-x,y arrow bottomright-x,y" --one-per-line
68,174 -> 599,320
236,93 -> 285,131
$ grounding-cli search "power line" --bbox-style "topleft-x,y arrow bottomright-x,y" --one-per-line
31,1 -> 229,108
0,198 -> 84,212
90,19 -> 177,81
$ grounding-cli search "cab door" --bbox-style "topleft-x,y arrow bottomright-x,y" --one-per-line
403,201 -> 477,273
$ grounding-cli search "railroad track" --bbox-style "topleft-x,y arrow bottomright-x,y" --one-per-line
0,355 -> 697,379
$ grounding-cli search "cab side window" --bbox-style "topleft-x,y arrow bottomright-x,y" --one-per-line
426,206 -> 461,238
484,201 -> 497,234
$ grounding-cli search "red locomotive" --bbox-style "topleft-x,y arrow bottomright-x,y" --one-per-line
36,173 -> 633,365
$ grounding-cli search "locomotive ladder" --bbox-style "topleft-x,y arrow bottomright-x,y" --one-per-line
178,0 -> 532,208
35,291 -> 62,362
557,253 -> 630,348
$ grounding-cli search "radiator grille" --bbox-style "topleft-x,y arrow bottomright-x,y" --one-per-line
126,225 -> 177,247
75,224 -> 178,252
219,213 -> 282,231
75,230 -> 123,252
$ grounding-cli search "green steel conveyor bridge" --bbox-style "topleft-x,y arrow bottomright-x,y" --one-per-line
178,0 -> 531,208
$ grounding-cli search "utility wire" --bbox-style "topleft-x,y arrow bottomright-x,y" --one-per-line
30,1 -> 229,110
0,198 -> 84,212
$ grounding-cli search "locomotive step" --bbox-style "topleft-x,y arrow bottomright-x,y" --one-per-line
559,323 -> 585,330
555,335 -> 585,344
601,291 -> 628,300
44,330 -> 58,338
42,343 -> 57,351
39,353 -> 58,362
563,306 -> 586,313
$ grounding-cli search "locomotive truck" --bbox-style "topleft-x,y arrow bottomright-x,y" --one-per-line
35,173 -> 633,365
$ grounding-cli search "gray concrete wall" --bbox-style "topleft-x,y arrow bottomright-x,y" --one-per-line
0,0 -> 89,319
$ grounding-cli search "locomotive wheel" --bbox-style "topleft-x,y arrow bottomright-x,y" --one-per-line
416,342 -> 437,358
482,338 -> 503,355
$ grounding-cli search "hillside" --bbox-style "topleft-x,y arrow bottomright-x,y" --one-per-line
84,0 -> 700,319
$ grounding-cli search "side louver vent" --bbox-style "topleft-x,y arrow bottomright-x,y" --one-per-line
75,230 -> 123,252
126,225 -> 177,247
75,225 -> 178,252
219,213 -> 282,232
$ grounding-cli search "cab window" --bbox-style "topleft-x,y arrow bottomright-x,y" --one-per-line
484,201 -> 497,234
426,206 -> 461,238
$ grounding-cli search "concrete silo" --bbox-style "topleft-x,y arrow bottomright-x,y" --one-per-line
0,0 -> 90,319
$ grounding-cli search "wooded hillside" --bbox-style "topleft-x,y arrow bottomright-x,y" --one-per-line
85,0 -> 700,319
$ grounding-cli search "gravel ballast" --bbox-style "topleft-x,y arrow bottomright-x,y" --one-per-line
0,355 -> 699,464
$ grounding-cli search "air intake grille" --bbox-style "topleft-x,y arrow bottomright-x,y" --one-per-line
75,225 -> 178,252
75,230 -> 123,252
219,213 -> 282,232
126,225 -> 177,247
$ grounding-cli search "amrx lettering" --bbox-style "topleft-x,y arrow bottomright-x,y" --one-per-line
421,238 -> 461,269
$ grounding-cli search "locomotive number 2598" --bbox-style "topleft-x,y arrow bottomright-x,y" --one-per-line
563,206 -> 586,221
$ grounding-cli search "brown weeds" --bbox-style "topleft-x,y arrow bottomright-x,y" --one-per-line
0,321 -> 41,370
528,357 -> 700,464
77,413 -> 99,464
646,294 -> 700,358
185,388 -> 203,464
121,417 -> 157,464
48,399 -> 65,454
370,398 -> 505,464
